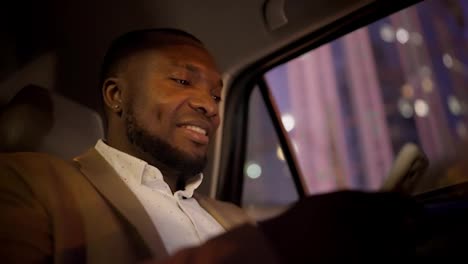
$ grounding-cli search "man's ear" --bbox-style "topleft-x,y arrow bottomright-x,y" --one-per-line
102,78 -> 123,114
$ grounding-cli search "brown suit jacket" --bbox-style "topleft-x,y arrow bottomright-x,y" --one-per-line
0,149 -> 277,263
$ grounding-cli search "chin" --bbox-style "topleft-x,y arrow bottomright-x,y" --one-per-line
179,142 -> 208,157
185,147 -> 208,158
182,150 -> 207,165
126,111 -> 207,176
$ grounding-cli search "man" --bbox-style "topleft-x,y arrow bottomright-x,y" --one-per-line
0,28 -> 261,263
97,28 -> 246,254
0,28 -> 420,263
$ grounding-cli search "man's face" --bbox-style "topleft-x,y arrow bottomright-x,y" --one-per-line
121,40 -> 222,175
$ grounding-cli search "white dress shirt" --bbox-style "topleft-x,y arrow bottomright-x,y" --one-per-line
95,140 -> 225,254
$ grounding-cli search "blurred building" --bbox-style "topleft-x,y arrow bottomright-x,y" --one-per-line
244,0 -> 468,202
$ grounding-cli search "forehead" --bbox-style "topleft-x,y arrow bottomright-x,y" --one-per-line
130,40 -> 221,79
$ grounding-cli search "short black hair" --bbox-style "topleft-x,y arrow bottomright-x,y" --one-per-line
99,28 -> 203,88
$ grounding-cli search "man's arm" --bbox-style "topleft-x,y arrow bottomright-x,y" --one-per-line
0,157 -> 53,263
164,191 -> 420,264
161,224 -> 279,264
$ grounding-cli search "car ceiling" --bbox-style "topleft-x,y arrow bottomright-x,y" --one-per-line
2,0 -> 388,112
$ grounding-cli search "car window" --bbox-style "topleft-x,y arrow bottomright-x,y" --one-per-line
242,86 -> 299,220
242,0 -> 467,209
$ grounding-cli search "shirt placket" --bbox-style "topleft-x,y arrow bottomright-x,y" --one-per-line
143,167 -> 203,243
174,192 -> 203,242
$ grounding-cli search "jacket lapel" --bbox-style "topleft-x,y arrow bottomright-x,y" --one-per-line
74,148 -> 169,260
194,193 -> 254,231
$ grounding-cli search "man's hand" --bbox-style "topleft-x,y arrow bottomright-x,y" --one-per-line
258,191 -> 421,263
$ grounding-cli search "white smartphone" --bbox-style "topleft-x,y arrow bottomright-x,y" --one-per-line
381,143 -> 429,193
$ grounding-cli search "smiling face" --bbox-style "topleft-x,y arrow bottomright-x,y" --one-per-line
108,37 -> 223,176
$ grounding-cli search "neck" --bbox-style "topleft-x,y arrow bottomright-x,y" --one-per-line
150,161 -> 186,193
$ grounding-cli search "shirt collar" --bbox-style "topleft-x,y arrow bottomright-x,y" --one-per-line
176,174 -> 203,199
95,139 -> 203,198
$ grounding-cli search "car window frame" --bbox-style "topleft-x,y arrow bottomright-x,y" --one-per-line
216,0 -> 423,204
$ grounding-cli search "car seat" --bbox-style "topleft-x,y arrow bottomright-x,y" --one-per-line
0,84 -> 104,159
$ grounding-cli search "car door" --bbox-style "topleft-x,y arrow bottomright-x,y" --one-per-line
213,0 -> 468,223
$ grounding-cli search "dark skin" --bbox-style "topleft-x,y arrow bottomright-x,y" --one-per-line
102,37 -> 223,192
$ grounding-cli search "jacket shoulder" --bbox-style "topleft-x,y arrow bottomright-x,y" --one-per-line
0,152 -> 79,186
0,152 -> 73,168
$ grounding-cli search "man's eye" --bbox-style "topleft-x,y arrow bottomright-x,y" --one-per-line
173,79 -> 190,85
212,95 -> 222,103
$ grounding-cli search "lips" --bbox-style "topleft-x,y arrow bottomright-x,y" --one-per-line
183,125 -> 207,136
177,121 -> 211,145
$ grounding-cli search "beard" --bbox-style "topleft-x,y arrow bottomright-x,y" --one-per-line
124,110 -> 207,178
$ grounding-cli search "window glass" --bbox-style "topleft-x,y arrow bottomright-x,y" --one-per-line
248,0 -> 468,195
242,87 -> 298,220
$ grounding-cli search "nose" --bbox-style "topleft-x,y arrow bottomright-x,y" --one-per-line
188,92 -> 219,118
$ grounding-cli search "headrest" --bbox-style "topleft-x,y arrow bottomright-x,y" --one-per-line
0,84 -> 104,159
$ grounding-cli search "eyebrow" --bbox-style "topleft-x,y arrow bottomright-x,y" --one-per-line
171,63 -> 223,88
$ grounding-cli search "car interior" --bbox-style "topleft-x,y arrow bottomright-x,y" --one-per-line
1,0 -> 468,257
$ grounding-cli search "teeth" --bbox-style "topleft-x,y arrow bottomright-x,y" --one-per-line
184,125 -> 207,136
